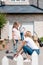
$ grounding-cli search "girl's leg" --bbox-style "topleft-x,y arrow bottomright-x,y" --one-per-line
13,44 -> 17,54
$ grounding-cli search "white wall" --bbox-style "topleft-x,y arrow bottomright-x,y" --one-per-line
8,24 -> 13,40
34,21 -> 43,38
1,21 -> 9,39
2,0 -> 29,5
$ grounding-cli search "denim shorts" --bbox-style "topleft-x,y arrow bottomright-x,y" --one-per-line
23,45 -> 40,55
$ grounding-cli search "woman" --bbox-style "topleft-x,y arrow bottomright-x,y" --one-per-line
15,31 -> 40,61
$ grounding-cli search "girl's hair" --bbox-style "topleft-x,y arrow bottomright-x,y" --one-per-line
12,22 -> 19,28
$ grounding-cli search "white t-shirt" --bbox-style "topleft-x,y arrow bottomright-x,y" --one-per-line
12,28 -> 21,40
24,37 -> 39,49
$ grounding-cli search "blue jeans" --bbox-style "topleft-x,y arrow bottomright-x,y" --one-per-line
23,45 -> 33,55
23,45 -> 40,55
20,32 -> 24,41
13,40 -> 18,54
33,49 -> 40,55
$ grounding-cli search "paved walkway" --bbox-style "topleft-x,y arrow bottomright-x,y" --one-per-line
0,41 -> 43,65
39,47 -> 43,65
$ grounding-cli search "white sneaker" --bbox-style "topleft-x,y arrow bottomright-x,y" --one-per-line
24,59 -> 31,63
28,59 -> 31,62
13,57 -> 17,61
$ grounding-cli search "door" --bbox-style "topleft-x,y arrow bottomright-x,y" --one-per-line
9,23 -> 34,40
22,23 -> 34,35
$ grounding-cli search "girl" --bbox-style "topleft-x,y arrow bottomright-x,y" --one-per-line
12,22 -> 21,56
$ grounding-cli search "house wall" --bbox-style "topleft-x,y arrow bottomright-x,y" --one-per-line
32,0 -> 43,9
34,21 -> 43,38
32,0 -> 37,6
39,0 -> 43,9
1,14 -> 43,39
6,14 -> 43,23
2,0 -> 29,5
1,0 -> 43,9
6,14 -> 43,38
1,21 -> 9,39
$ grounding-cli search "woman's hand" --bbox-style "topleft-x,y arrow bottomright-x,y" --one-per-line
15,52 -> 19,57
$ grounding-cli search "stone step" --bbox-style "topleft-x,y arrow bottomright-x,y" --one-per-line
9,59 -> 31,65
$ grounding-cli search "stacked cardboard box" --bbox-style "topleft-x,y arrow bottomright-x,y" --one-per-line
0,39 -> 6,50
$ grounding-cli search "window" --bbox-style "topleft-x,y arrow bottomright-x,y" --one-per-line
11,0 -> 29,5
11,0 -> 25,2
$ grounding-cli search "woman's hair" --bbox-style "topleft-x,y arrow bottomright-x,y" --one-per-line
25,31 -> 32,37
32,35 -> 38,42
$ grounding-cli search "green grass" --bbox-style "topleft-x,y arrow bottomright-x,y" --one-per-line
40,37 -> 43,42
